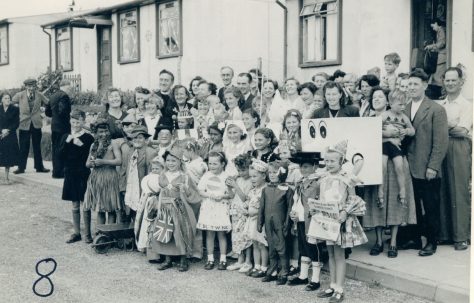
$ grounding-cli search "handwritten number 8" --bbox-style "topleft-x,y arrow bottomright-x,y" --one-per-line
32,258 -> 57,297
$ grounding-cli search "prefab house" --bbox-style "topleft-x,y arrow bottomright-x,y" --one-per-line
0,11 -> 91,89
285,0 -> 474,99
42,0 -> 286,92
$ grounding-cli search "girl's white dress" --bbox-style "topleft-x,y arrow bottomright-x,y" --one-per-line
134,173 -> 161,252
197,171 -> 232,231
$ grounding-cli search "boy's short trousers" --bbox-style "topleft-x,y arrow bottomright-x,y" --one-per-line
383,141 -> 403,158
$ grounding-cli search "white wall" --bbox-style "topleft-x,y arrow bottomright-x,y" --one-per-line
451,0 -> 473,99
0,23 -> 51,89
287,0 -> 411,82
110,0 -> 284,90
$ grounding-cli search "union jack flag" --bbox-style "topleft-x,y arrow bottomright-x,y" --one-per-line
153,210 -> 174,243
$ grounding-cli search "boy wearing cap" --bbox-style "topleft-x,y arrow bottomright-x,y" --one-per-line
12,78 -> 50,174
123,125 -> 158,222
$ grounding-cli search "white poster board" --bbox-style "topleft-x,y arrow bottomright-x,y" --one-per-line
301,117 -> 382,185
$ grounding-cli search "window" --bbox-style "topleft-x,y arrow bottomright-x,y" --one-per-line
0,24 -> 8,65
56,27 -> 72,71
157,0 -> 182,58
299,0 -> 342,67
118,9 -> 140,63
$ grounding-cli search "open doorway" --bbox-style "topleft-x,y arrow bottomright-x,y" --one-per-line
411,0 -> 450,99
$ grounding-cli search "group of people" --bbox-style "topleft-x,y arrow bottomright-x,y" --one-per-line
0,49 -> 471,302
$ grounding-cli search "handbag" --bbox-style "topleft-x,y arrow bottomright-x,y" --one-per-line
423,50 -> 438,75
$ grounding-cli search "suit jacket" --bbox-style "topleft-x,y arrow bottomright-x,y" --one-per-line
405,96 -> 448,179
311,105 -> 360,118
45,90 -> 71,133
240,93 -> 255,111
120,145 -> 158,192
12,90 -> 48,130
0,105 -> 19,132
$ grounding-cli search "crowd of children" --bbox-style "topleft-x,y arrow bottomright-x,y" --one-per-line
53,51 -> 470,303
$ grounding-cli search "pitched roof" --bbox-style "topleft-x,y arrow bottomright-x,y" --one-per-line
0,10 -> 95,26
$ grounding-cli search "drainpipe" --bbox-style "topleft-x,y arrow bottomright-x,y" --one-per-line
42,27 -> 52,71
275,0 -> 287,79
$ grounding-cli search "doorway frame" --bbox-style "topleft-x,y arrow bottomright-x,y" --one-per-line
96,25 -> 113,92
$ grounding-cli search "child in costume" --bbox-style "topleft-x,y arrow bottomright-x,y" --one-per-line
258,160 -> 294,285
286,152 -> 323,291
251,127 -> 279,163
123,125 -> 158,223
246,159 -> 269,277
197,151 -> 235,270
223,121 -> 252,176
134,156 -> 164,252
84,117 -> 122,226
60,109 -> 95,244
225,153 -> 253,272
147,145 -> 202,272
308,140 -> 367,303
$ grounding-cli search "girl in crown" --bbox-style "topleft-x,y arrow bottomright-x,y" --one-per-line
307,140 -> 367,303
245,159 -> 269,277
197,151 -> 235,270
258,160 -> 294,285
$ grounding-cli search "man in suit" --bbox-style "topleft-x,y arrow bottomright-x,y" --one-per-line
156,69 -> 176,118
397,68 -> 448,256
45,80 -> 72,178
218,66 -> 234,105
236,72 -> 254,111
12,78 -> 50,174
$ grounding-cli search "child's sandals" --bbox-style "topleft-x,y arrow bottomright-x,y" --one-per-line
376,197 -> 385,209
317,288 -> 335,298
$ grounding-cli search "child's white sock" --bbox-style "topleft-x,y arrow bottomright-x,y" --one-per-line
261,266 -> 268,272
290,259 -> 298,268
310,262 -> 322,283
299,257 -> 311,279
334,285 -> 344,293
220,255 -> 226,262
208,254 -> 214,262
255,264 -> 261,270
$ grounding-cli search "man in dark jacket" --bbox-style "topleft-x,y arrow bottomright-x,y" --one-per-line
45,80 -> 72,178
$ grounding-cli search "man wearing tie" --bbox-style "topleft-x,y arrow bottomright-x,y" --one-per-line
217,66 -> 234,105
397,68 -> 448,256
12,78 -> 50,174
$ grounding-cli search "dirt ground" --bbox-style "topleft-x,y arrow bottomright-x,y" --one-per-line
0,182 -> 433,303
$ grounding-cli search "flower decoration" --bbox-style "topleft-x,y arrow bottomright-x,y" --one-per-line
217,122 -> 226,131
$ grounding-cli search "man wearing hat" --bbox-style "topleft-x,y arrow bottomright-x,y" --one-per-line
12,78 -> 50,174
45,79 -> 72,178
121,125 -> 158,222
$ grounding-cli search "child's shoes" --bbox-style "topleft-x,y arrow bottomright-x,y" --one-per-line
239,263 -> 252,273
217,261 -> 227,270
250,269 -> 266,278
276,276 -> 287,285
204,261 -> 215,270
262,275 -> 277,282
305,282 -> 320,291
329,291 -> 344,303
227,262 -> 243,271
287,277 -> 308,286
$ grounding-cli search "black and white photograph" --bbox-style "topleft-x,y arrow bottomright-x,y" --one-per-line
0,0 -> 472,302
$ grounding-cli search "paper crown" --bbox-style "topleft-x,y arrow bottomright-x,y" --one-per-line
326,140 -> 348,157
251,159 -> 269,173
177,109 -> 193,119
151,155 -> 165,167
162,144 -> 184,161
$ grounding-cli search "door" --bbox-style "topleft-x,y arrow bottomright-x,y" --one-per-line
97,27 -> 112,91
411,0 -> 449,69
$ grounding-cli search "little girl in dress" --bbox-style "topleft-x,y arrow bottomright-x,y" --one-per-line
246,159 -> 269,277
307,140 -> 367,303
279,110 -> 303,154
197,151 -> 235,270
134,156 -> 164,252
226,154 -> 253,272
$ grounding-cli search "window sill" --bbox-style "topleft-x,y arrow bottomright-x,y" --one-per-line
156,53 -> 181,59
61,67 -> 73,72
0,62 -> 9,66
299,60 -> 341,68
118,59 -> 140,65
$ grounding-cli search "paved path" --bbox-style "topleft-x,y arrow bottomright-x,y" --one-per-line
5,160 -> 470,302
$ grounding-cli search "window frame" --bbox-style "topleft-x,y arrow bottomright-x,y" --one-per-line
55,26 -> 73,71
0,23 -> 9,66
298,0 -> 343,68
156,0 -> 183,59
117,7 -> 141,64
